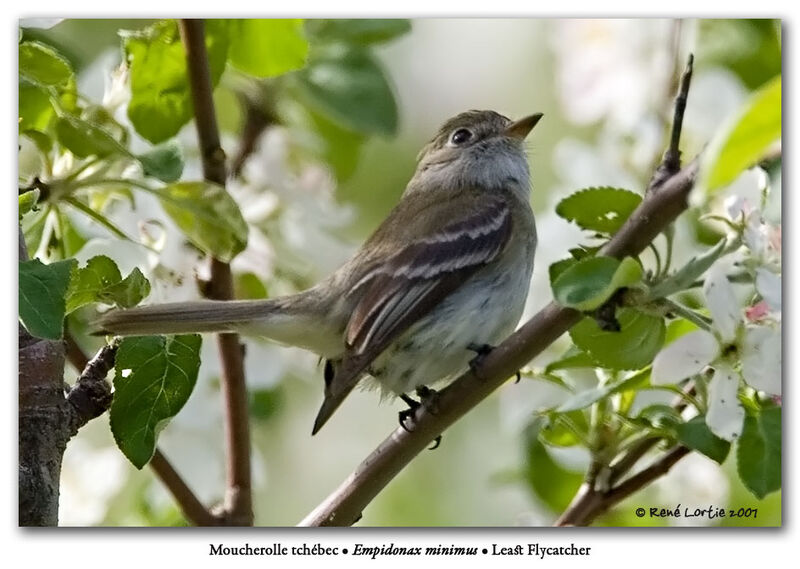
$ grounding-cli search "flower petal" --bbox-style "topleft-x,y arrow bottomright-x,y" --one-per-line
755,268 -> 781,312
651,330 -> 720,385
706,361 -> 745,441
703,262 -> 742,344
741,325 -> 782,395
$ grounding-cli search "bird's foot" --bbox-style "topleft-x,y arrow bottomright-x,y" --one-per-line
398,389 -> 442,450
467,343 -> 521,383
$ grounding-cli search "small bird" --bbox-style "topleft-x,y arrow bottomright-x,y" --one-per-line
98,110 -> 541,434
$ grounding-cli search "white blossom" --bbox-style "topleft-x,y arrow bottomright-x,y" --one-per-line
706,361 -> 745,441
755,268 -> 781,312
740,325 -> 782,395
703,261 -> 742,344
651,330 -> 720,386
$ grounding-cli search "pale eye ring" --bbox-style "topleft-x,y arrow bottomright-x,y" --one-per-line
449,128 -> 473,145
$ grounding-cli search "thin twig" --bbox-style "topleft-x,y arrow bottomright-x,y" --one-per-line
648,54 -> 694,192
554,445 -> 691,526
179,18 -> 253,526
150,450 -> 221,526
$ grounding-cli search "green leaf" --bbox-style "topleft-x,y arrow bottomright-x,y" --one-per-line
305,19 -> 411,45
296,46 -> 398,135
19,189 -> 40,219
136,140 -> 184,182
306,109 -> 365,182
552,256 -> 643,311
555,369 -> 651,412
234,272 -> 268,300
538,410 -> 588,447
158,181 -> 248,262
545,346 -> 598,373
19,83 -> 54,132
676,415 -> 731,464
634,404 -> 682,432
523,423 -> 583,513
649,237 -> 730,299
664,318 -> 700,345
548,257 -> 577,287
703,75 -> 781,191
124,20 -> 229,144
556,187 -> 642,235
19,258 -> 76,340
55,114 -> 126,159
111,335 -> 202,469
19,41 -> 73,86
570,308 -> 666,370
737,406 -> 781,499
226,19 -> 309,78
66,255 -> 150,313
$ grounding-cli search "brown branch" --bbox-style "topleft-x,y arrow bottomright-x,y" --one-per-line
554,445 -> 691,526
149,450 -> 221,526
179,18 -> 253,526
65,341 -> 115,434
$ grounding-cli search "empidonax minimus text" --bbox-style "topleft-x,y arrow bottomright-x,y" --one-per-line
99,110 -> 542,433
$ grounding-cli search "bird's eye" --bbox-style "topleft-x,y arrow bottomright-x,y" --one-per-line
450,128 -> 473,145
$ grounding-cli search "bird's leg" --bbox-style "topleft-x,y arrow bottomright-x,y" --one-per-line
467,343 -> 522,383
398,388 -> 442,450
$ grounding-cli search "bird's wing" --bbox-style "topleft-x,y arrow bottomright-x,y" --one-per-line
312,189 -> 514,434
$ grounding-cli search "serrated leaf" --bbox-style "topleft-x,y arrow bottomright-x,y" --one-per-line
55,114 -> 127,159
136,140 -> 184,182
737,406 -> 781,499
158,181 -> 248,262
296,46 -> 398,135
111,335 -> 202,469
19,41 -> 73,86
226,19 -> 309,78
649,237 -> 730,299
548,257 -> 577,287
305,19 -> 411,45
19,83 -> 54,132
676,415 -> 731,464
19,258 -> 76,339
124,20 -> 229,144
523,423 -> 583,513
67,255 -> 151,313
552,256 -> 642,311
570,308 -> 666,370
703,75 -> 781,191
556,187 -> 642,234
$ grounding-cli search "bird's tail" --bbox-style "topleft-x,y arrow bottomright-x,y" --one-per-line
95,291 -> 341,356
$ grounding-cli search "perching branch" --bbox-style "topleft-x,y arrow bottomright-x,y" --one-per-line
179,19 -> 253,526
300,55 -> 698,528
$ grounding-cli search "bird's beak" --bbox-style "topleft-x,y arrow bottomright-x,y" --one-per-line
505,113 -> 544,140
